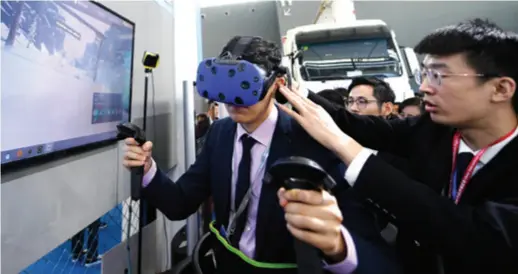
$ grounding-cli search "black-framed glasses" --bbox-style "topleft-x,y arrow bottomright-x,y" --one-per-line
346,97 -> 377,110
415,68 -> 498,87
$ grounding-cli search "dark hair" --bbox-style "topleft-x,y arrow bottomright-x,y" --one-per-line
220,36 -> 282,75
195,116 -> 211,139
348,76 -> 396,105
399,97 -> 424,114
196,113 -> 209,120
334,87 -> 349,97
414,18 -> 518,114
317,89 -> 346,107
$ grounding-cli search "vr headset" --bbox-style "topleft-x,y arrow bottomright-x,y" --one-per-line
195,36 -> 290,107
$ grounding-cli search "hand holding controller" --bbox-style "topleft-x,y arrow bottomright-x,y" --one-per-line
265,157 -> 345,273
118,123 -> 153,174
117,123 -> 152,200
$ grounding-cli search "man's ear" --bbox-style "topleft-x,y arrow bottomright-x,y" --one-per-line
491,76 -> 516,104
381,102 -> 394,117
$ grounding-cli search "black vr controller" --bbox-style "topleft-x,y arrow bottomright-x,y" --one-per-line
117,122 -> 147,201
264,156 -> 337,274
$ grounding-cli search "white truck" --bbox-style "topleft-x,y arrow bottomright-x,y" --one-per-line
280,0 -> 420,102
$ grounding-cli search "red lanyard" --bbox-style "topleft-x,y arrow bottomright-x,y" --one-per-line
449,129 -> 516,204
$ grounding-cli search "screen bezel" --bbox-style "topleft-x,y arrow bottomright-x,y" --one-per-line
1,0 -> 136,172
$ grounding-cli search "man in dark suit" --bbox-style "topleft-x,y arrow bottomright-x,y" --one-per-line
123,36 -> 400,273
277,18 -> 518,274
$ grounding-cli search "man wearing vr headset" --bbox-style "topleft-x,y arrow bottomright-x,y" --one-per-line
123,36 -> 399,273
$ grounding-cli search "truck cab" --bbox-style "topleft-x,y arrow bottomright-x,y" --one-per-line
282,19 -> 420,102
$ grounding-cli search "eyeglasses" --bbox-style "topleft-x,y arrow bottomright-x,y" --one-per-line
415,68 -> 497,87
346,97 -> 377,110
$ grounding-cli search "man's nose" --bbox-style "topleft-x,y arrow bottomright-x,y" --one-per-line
419,78 -> 436,95
348,102 -> 360,112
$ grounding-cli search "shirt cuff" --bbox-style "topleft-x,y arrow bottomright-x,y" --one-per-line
344,148 -> 375,186
322,226 -> 358,273
142,159 -> 157,187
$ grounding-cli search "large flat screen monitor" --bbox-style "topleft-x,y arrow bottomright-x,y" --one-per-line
1,1 -> 135,166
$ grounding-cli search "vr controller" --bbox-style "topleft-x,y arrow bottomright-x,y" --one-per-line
195,57 -> 290,107
264,156 -> 336,191
264,156 -> 336,274
117,122 -> 147,200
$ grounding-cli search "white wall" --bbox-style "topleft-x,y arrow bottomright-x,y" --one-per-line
0,1 -> 187,273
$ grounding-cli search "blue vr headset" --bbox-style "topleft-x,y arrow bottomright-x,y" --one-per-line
195,36 -> 290,107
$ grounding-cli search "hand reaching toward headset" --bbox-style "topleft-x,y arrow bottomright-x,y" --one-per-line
278,187 -> 347,262
276,86 -> 350,153
276,86 -> 364,165
123,138 -> 154,174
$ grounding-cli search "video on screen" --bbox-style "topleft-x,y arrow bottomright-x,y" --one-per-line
1,1 -> 135,165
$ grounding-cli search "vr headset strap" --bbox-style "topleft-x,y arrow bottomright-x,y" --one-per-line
228,36 -> 255,59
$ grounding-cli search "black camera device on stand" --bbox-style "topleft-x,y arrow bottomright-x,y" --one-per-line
264,156 -> 337,274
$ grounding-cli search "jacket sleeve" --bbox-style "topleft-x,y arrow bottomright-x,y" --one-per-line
353,154 -> 518,273
142,125 -> 215,220
308,91 -> 421,159
295,124 -> 403,273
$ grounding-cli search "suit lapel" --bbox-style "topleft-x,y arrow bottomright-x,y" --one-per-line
255,109 -> 294,256
214,121 -> 237,228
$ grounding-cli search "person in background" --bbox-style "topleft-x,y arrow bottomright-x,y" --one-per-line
207,100 -> 219,121
392,103 -> 400,117
346,77 -> 397,119
195,113 -> 211,156
70,218 -> 101,267
398,97 -> 424,118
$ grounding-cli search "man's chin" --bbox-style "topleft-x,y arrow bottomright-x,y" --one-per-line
229,113 -> 248,123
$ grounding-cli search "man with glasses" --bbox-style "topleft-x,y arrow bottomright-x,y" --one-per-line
277,18 -> 518,273
346,77 -> 397,119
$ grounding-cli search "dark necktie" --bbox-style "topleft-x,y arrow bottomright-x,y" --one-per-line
230,134 -> 256,247
455,152 -> 475,192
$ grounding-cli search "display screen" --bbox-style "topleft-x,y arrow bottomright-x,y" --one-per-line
1,0 -> 135,165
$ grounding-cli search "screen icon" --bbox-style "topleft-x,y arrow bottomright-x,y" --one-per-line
45,143 -> 53,153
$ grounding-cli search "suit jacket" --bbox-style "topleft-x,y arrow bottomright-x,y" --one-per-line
143,109 -> 401,273
309,91 -> 518,274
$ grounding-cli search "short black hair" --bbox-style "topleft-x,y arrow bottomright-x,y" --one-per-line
399,97 -> 424,114
334,87 -> 349,97
348,76 -> 396,105
414,18 -> 518,114
220,36 -> 282,75
317,89 -> 346,107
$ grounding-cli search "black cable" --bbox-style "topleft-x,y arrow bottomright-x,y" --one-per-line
126,201 -> 134,274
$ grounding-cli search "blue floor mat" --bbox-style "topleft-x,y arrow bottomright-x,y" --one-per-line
21,205 -> 124,274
